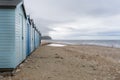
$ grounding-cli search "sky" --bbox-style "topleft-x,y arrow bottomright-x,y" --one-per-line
24,0 -> 120,40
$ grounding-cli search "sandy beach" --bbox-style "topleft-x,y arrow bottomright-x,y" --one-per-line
1,42 -> 120,80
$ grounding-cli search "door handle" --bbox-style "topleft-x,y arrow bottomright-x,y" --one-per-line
22,36 -> 24,40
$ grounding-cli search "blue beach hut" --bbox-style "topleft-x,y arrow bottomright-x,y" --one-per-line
30,19 -> 35,52
0,0 -> 27,70
35,28 -> 41,49
35,28 -> 38,49
30,19 -> 41,53
26,15 -> 31,56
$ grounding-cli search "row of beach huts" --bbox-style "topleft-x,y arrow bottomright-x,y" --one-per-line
0,0 -> 41,70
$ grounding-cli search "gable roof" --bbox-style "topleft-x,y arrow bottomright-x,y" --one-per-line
0,0 -> 27,19
30,19 -> 35,27
0,0 -> 23,7
22,3 -> 27,19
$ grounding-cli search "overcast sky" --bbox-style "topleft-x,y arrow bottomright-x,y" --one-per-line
24,0 -> 120,40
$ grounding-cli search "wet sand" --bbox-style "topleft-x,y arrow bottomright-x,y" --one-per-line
1,43 -> 120,80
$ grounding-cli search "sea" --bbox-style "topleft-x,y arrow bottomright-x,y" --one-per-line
46,40 -> 120,48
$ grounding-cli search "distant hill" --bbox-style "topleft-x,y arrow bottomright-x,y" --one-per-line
41,36 -> 52,40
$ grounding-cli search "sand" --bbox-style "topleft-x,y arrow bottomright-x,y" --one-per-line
1,43 -> 120,80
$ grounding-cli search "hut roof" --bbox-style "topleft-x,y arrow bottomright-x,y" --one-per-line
0,0 -> 27,18
0,0 -> 23,7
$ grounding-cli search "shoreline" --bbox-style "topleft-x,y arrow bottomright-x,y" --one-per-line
42,40 -> 120,49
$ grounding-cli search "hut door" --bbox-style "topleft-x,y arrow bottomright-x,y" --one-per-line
19,14 -> 24,61
27,23 -> 30,55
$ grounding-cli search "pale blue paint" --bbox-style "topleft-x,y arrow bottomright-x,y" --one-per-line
31,26 -> 35,52
0,2 -> 27,68
35,30 -> 40,49
0,9 -> 16,68
14,3 -> 27,67
26,16 -> 31,55
0,3 -> 41,69
30,24 -> 33,52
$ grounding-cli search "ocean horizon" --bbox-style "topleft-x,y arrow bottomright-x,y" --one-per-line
44,40 -> 120,48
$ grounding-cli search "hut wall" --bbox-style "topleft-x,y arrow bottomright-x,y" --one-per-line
0,9 -> 16,68
14,3 -> 27,67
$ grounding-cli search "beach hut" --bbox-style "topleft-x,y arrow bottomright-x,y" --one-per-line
30,20 -> 41,52
37,30 -> 41,48
33,26 -> 35,50
30,20 -> 33,52
30,19 -> 35,52
26,15 -> 31,56
0,0 -> 27,70
34,28 -> 37,49
39,32 -> 42,45
35,28 -> 38,49
36,30 -> 39,48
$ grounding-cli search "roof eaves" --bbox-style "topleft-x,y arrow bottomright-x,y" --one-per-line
0,6 -> 16,9
22,3 -> 27,19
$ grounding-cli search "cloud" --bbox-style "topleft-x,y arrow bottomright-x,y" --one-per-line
24,0 -> 120,39
49,15 -> 120,39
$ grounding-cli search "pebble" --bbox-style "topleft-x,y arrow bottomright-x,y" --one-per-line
0,75 -> 4,79
24,60 -> 28,63
55,56 -> 64,59
0,72 -> 12,77
16,69 -> 21,73
117,71 -> 120,74
19,64 -> 24,67
21,77 -> 29,80
8,76 -> 12,80
118,60 -> 120,63
81,65 -> 85,67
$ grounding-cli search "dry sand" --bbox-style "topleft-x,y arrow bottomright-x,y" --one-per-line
1,43 -> 120,80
